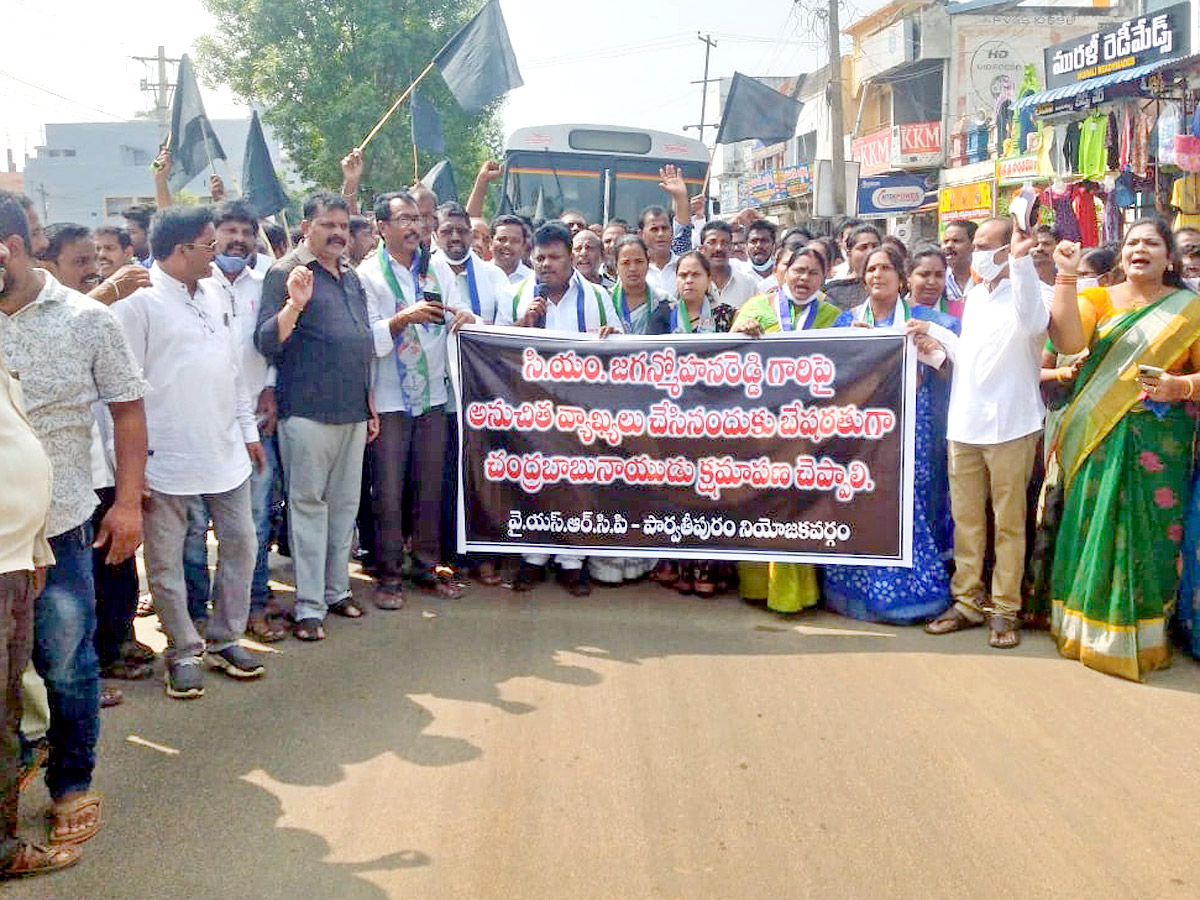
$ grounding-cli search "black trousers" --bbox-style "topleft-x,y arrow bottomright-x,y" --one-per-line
91,486 -> 139,669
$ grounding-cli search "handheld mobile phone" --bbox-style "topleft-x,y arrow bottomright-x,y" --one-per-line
1138,364 -> 1165,378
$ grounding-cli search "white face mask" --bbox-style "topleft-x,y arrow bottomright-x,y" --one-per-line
971,245 -> 1009,283
1186,276 -> 1200,293
1077,276 -> 1100,290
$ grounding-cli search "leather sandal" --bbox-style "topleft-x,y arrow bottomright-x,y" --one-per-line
47,793 -> 102,846
0,841 -> 80,878
327,597 -> 365,618
987,615 -> 1021,650
924,607 -> 984,635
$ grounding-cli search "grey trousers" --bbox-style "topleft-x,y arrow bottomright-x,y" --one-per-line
278,416 -> 367,622
143,480 -> 255,661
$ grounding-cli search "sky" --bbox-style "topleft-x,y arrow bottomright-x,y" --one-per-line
0,0 -> 873,172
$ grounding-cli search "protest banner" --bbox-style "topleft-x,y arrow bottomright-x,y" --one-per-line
450,326 -> 916,566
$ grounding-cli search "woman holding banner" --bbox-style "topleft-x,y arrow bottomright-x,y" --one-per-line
728,247 -> 850,613
645,251 -> 736,595
610,236 -> 672,334
821,245 -> 955,624
1044,220 -> 1200,680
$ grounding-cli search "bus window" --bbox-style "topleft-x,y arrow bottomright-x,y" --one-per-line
504,155 -> 604,224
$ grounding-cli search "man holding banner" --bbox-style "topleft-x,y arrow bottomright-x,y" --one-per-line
493,221 -> 623,596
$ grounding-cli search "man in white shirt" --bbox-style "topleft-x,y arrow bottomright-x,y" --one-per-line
495,221 -> 623,596
431,202 -> 511,573
490,215 -> 534,285
918,218 -> 1084,650
113,206 -> 267,699
359,192 -> 472,606
207,201 -> 285,642
639,205 -> 678,294
698,221 -> 760,310
1,191 -> 146,848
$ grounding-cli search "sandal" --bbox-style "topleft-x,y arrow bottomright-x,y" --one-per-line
47,793 -> 102,846
121,640 -> 157,665
650,560 -> 678,584
101,659 -> 153,680
246,612 -> 288,643
924,606 -> 984,635
988,615 -> 1021,650
692,562 -> 718,597
327,598 -> 365,619
412,568 -> 464,599
293,618 -> 325,641
100,685 -> 124,708
476,561 -> 502,586
0,841 -> 80,878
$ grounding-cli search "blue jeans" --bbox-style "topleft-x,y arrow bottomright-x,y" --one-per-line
33,523 -> 99,800
250,433 -> 278,612
183,498 -> 211,621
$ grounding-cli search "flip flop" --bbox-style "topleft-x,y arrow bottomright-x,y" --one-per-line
47,793 -> 102,846
327,598 -> 365,619
0,841 -> 80,878
293,618 -> 325,642
924,607 -> 984,635
246,612 -> 288,643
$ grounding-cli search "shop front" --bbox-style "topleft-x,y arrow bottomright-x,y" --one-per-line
1007,3 -> 1199,241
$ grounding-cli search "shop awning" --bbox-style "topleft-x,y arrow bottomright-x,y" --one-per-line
1013,57 -> 1180,111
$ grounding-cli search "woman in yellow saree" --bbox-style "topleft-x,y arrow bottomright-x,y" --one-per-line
1049,220 -> 1200,680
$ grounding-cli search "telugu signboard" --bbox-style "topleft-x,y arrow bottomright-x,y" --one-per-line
451,327 -> 916,566
1045,3 -> 1190,90
996,154 -> 1040,184
938,180 -> 994,229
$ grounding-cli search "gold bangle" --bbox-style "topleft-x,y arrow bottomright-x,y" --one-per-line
1186,378 -> 1196,400
1056,368 -> 1069,384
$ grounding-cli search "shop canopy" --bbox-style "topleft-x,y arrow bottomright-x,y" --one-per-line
1013,57 -> 1181,111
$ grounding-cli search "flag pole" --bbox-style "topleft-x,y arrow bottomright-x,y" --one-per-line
409,79 -> 420,182
280,209 -> 294,251
359,59 -> 437,152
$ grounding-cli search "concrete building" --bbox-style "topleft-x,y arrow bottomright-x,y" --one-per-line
22,117 -> 290,226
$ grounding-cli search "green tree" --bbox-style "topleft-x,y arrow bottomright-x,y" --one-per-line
197,0 -> 503,203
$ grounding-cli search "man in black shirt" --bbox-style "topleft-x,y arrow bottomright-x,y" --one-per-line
256,191 -> 378,641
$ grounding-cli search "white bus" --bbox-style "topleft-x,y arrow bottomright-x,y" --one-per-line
501,124 -> 709,225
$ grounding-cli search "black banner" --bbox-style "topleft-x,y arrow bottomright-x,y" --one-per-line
451,327 -> 916,566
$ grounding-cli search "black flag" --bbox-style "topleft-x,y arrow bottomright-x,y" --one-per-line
421,159 -> 458,204
411,90 -> 445,154
167,54 -> 227,191
241,111 -> 288,219
715,72 -> 804,145
433,0 -> 524,113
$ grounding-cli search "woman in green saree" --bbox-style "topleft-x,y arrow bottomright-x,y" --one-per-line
1048,219 -> 1200,681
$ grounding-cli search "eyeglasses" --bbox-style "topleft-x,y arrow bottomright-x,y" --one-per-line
388,215 -> 419,226
182,240 -> 218,254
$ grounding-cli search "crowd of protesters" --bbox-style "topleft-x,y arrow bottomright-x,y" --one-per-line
4,143 -> 1200,877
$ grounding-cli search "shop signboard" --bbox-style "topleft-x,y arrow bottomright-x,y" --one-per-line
852,129 -> 893,177
938,180 -> 993,229
1044,3 -> 1190,90
996,154 -> 1040,184
857,174 -> 929,217
891,122 -> 943,168
746,165 -> 813,207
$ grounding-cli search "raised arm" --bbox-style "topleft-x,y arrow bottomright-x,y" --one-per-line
466,160 -> 502,219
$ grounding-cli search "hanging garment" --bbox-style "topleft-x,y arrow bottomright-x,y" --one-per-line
1171,173 -> 1200,230
1037,123 -> 1055,178
1133,103 -> 1155,176
1078,114 -> 1108,178
1063,120 -> 1082,174
1159,101 -> 1182,167
1041,186 -> 1081,241
1072,183 -> 1100,247
1101,187 -> 1123,244
995,99 -> 1013,149
1051,124 -> 1068,176
1118,105 -> 1133,170
1106,112 -> 1120,172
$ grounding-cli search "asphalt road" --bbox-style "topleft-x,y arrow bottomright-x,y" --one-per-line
13,566 -> 1200,900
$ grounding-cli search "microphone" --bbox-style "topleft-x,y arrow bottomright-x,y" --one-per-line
531,281 -> 549,328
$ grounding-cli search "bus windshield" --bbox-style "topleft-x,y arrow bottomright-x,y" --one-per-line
501,125 -> 709,226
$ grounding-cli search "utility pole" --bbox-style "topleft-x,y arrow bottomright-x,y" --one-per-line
826,0 -> 848,215
132,46 -> 179,140
695,33 -> 717,144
